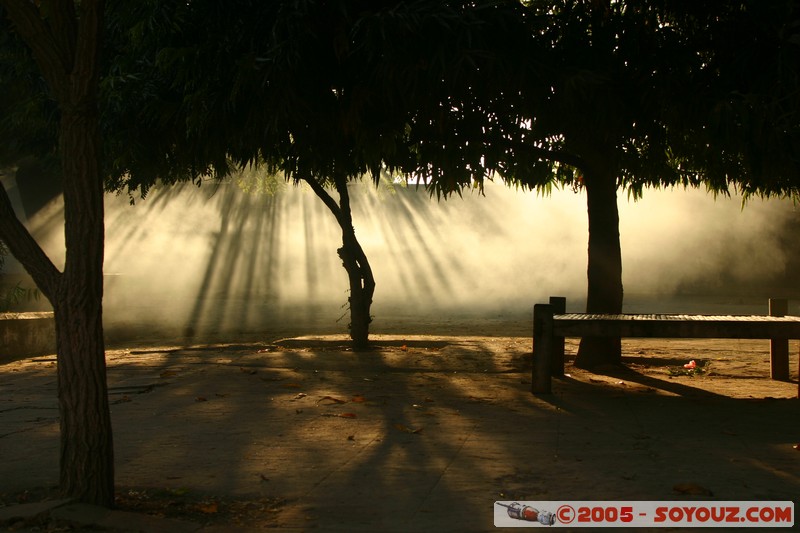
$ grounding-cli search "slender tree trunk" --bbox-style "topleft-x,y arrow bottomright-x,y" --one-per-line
337,228 -> 375,350
574,156 -> 624,368
303,177 -> 375,350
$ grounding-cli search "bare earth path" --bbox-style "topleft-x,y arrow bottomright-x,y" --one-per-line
1,331 -> 798,531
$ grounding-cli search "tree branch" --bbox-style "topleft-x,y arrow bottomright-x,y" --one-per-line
301,176 -> 346,226
0,179 -> 61,302
519,142 -> 587,171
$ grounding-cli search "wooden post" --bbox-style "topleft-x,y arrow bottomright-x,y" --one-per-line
549,296 -> 566,377
769,298 -> 790,380
533,304 -> 554,394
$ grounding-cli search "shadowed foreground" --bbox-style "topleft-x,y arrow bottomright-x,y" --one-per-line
1,335 -> 798,531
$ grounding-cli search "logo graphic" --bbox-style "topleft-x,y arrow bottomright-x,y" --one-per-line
494,501 -> 794,528
496,502 -> 556,526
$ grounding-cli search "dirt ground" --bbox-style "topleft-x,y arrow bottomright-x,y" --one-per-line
1,328 -> 798,531
574,337 -> 800,399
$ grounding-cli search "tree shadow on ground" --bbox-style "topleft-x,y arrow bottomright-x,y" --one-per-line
2,335 -> 798,530
274,338 -> 452,350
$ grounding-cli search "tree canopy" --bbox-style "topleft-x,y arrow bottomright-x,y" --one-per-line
405,0 -> 800,366
101,0 -> 537,347
104,0 -> 800,360
103,1 -> 533,192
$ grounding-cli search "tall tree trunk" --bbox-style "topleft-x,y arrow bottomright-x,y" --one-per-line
53,299 -> 113,505
0,0 -> 114,506
55,102 -> 114,505
574,156 -> 624,368
303,177 -> 375,350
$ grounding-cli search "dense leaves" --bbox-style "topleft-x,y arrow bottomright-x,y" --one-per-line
0,8 -> 58,169
103,1 -> 536,198
4,1 -> 798,199
670,0 -> 800,197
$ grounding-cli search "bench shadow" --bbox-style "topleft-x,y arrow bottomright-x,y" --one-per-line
593,364 -> 730,399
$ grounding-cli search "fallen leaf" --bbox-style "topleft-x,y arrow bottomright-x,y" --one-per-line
401,345 -> 408,351
467,396 -> 489,403
394,423 -> 423,434
317,395 -> 346,405
197,501 -> 218,514
673,483 -> 713,496
195,396 -> 207,402
351,395 -> 366,403
338,412 -> 357,418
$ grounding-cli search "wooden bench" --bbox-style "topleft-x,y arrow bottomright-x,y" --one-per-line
532,297 -> 800,397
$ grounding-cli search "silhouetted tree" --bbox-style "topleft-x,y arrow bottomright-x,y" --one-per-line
104,0 -> 530,350
0,0 -> 114,505
526,0 -> 800,367
411,0 -> 799,368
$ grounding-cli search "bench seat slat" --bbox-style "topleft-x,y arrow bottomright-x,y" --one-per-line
551,313 -> 800,339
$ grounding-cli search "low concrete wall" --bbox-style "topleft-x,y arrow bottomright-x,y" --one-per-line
0,312 -> 56,362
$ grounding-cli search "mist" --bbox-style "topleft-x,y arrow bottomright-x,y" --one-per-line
10,177 -> 800,340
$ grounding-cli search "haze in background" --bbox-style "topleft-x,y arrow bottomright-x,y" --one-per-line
13,178 -> 800,340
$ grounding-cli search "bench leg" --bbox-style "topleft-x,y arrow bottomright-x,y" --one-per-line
549,296 -> 566,377
533,304 -> 554,394
769,298 -> 790,380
